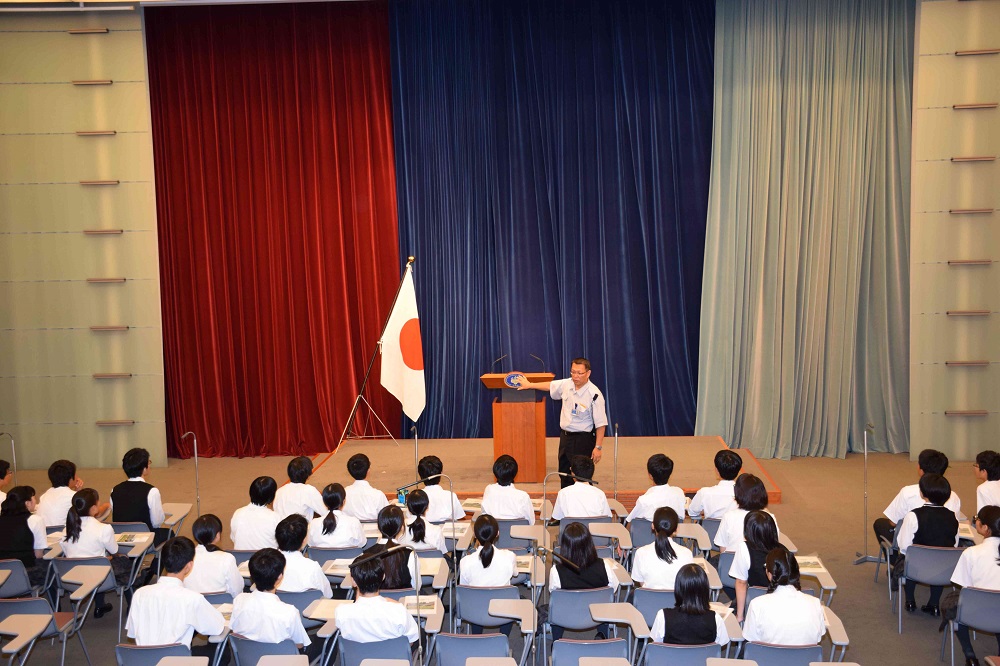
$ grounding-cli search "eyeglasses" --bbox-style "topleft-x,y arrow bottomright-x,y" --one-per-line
570,370 -> 588,376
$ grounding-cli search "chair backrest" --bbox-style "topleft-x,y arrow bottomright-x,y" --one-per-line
51,556 -> 117,594
110,522 -> 149,535
228,550 -> 257,568
0,597 -> 59,639
717,550 -> 737,589
549,587 -> 615,631
495,519 -> 531,551
700,518 -> 721,545
558,518 -> 613,548
904,545 -> 964,587
339,635 -> 410,666
743,642 -> 824,666
45,525 -> 64,535
632,588 -> 676,626
551,637 -> 628,666
956,587 -> 1000,634
380,588 -> 414,601
456,585 -> 520,628
628,519 -> 655,550
434,632 -> 509,666
115,642 -> 190,666
644,642 -> 721,665
0,559 -> 32,598
230,634 -> 299,666
201,591 -> 235,606
304,546 -> 364,567
275,589 -> 326,629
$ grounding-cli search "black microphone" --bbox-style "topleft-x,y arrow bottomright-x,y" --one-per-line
530,353 -> 546,372
559,472 -> 598,485
351,543 -> 414,566
491,354 -> 508,372
397,475 -> 441,493
539,546 -> 580,572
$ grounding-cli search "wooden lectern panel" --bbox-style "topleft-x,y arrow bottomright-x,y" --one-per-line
492,398 -> 547,483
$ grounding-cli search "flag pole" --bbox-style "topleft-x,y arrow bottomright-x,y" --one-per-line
335,256 -> 416,450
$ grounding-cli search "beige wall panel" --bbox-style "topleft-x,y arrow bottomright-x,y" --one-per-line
911,263 -> 999,312
911,313 -> 1000,362
0,31 -> 145,83
919,1 -> 1000,55
0,277 -> 161,329
0,13 -> 140,32
0,182 -> 156,233
0,422 -> 166,470
0,232 -> 160,281
912,160 -> 998,212
0,86 -> 151,134
911,212 -> 998,262
917,54 -> 1000,108
910,412 -> 998,462
911,363 -> 1000,411
0,133 -> 153,183
913,108 -> 1000,160
0,328 -> 164,377
0,375 -> 165,423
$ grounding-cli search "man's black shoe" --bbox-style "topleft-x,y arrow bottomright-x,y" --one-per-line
94,603 -> 113,619
921,604 -> 940,617
905,601 -> 916,612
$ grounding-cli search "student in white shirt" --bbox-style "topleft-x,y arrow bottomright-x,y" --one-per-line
551,456 -> 611,521
548,522 -> 619,641
947,505 -> 1000,666
417,455 -> 465,523
61,488 -> 131,618
0,460 -> 12,505
307,483 -> 366,550
371,506 -> 419,590
729,510 -> 780,622
275,514 -> 332,598
230,476 -> 281,551
231,548 -> 311,649
273,456 -> 326,520
334,550 -> 420,645
458,514 -> 518,635
742,547 -> 825,646
714,474 -> 779,552
183,514 -> 244,599
626,454 -> 687,523
0,485 -> 49,588
126,536 -> 225,657
687,449 -> 742,520
649,564 -> 729,646
974,451 -> 1000,513
398,490 -> 446,553
36,459 -> 104,528
630,507 -> 693,591
481,455 -> 535,525
343,453 -> 389,521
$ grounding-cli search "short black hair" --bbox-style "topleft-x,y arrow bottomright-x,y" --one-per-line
350,551 -> 385,595
347,453 -> 371,481
248,548 -> 286,592
47,460 -> 76,488
918,449 -> 949,476
275,513 -> 308,551
417,456 -> 443,486
976,450 -> 1000,481
191,514 -> 223,548
161,536 -> 196,574
919,473 -> 952,506
647,454 -> 674,485
714,450 -> 742,481
571,357 -> 591,371
122,448 -> 150,478
0,460 -> 10,479
492,455 -> 518,486
287,456 -> 314,484
249,476 -> 278,506
570,455 -> 594,481
734,473 -> 768,511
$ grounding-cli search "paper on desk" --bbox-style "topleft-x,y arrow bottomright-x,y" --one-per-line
402,596 -> 437,613
443,523 -> 470,538
462,499 -> 483,510
238,562 -> 250,577
795,555 -> 826,573
709,601 -> 732,619
959,524 -> 976,539
215,604 -> 233,622
516,556 -> 533,573
311,598 -> 349,619
46,532 -> 65,546
362,524 -> 382,537
116,533 -> 138,543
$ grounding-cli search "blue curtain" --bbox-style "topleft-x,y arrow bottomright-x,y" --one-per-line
390,0 -> 714,438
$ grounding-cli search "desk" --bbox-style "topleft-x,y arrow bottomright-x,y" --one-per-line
607,499 -> 628,521
46,532 -> 153,560
515,555 -> 546,590
675,523 -> 713,555
0,570 -> 9,588
162,503 -> 193,529
0,614 -> 50,656
488,598 -> 536,636
959,523 -> 985,546
693,557 -> 722,592
466,659 -> 517,666
778,532 -> 798,554
509,524 -> 551,551
581,659 -> 629,666
442,522 -> 474,551
608,560 -> 633,588
589,522 -> 632,550
823,606 -> 850,661
257,655 -> 308,665
589,602 -> 650,639
358,661 -> 410,666
709,660 -> 756,666
796,555 -> 837,605
62,564 -> 111,602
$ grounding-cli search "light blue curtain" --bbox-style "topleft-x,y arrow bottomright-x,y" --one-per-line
696,0 -> 913,458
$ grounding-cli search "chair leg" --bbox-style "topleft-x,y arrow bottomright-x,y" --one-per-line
897,580 -> 903,634
74,629 -> 92,666
117,591 -> 124,643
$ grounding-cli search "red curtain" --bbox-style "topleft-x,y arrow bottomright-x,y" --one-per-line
146,2 -> 401,458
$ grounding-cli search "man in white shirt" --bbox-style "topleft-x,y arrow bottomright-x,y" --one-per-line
35,459 -> 94,527
126,537 -> 226,656
231,548 -> 311,650
417,456 -> 465,523
334,552 -> 420,645
687,449 -> 743,520
231,476 -> 281,551
275,514 -> 332,597
626,454 -> 687,523
551,456 -> 611,521
481,455 -> 535,525
343,453 -> 389,521
974,450 -> 1000,513
273,457 -> 327,520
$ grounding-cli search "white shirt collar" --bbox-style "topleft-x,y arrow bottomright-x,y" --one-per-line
351,480 -> 371,488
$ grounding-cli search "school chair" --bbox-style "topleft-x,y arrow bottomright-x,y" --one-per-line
642,642 -> 721,665
276,589 -> 327,631
338,635 -> 410,666
550,637 -> 628,666
114,642 -> 190,665
432,632 -> 509,666
494,519 -> 532,553
227,550 -> 257,568
631,588 -> 676,627
743,642 -> 824,665
627,518 -> 655,552
304,547 -> 364,568
541,587 -> 615,666
556,519 -> 614,558
0,560 -> 41,599
896,545 -> 963,634
700,518 -> 722,548
50,557 -> 125,642
229,634 -> 299,666
0,596 -> 82,666
942,587 -> 1000,666
455,585 -> 519,634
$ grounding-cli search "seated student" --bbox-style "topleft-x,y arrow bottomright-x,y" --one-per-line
548,522 -> 619,640
742,547 -> 825,646
892,473 -> 960,615
343,453 -> 389,521
416,456 -> 465,523
946,505 -> 1000,666
126,536 -> 225,654
183,514 -> 244,599
688,449 -> 743,520
713,474 -> 779,553
230,476 -> 281,551
874,448 -> 962,551
307,483 -> 366,550
626,454 -> 687,523
481,455 -> 535,525
367,505 -> 419,590
630,507 -> 693,590
650,563 -> 729,646
333,551 -> 420,645
0,459 -> 12,504
36,460 -> 100,527
397,489 -> 447,553
273,456 -> 326,520
110,448 -> 166,545
230,548 -> 311,649
974,451 -> 1000,513
551,456 -> 612,521
61,488 -> 132,618
274,514 -> 332,598
730,510 -> 780,622
458,514 -> 518,635
0,486 -> 48,588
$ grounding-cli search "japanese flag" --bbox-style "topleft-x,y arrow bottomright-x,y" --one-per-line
380,264 -> 426,421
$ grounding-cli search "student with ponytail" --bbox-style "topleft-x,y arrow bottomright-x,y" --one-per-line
947,505 -> 1000,666
0,486 -> 48,587
182,514 -> 244,599
61,488 -> 131,618
364,505 -> 418,590
307,483 -> 365,549
742,546 -> 825,646
730,510 -> 781,621
630,506 -> 693,590
459,514 -> 518,635
398,489 -> 446,553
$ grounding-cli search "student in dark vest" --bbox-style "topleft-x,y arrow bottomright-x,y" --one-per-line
363,505 -> 419,591
0,459 -> 12,504
111,448 -> 168,545
0,486 -> 49,588
547,522 -> 619,640
649,563 -> 729,646
730,510 -> 781,622
891,473 -> 960,615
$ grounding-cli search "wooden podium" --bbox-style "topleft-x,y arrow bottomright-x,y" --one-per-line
480,372 -> 554,483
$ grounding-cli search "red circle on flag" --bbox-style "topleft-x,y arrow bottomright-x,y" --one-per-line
400,318 -> 423,371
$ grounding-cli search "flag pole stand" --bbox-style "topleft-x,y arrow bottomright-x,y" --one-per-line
336,256 -> 416,451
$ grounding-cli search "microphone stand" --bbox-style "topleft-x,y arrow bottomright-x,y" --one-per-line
0,433 -> 16,486
181,432 -> 201,516
854,422 -> 880,565
613,423 -> 619,501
